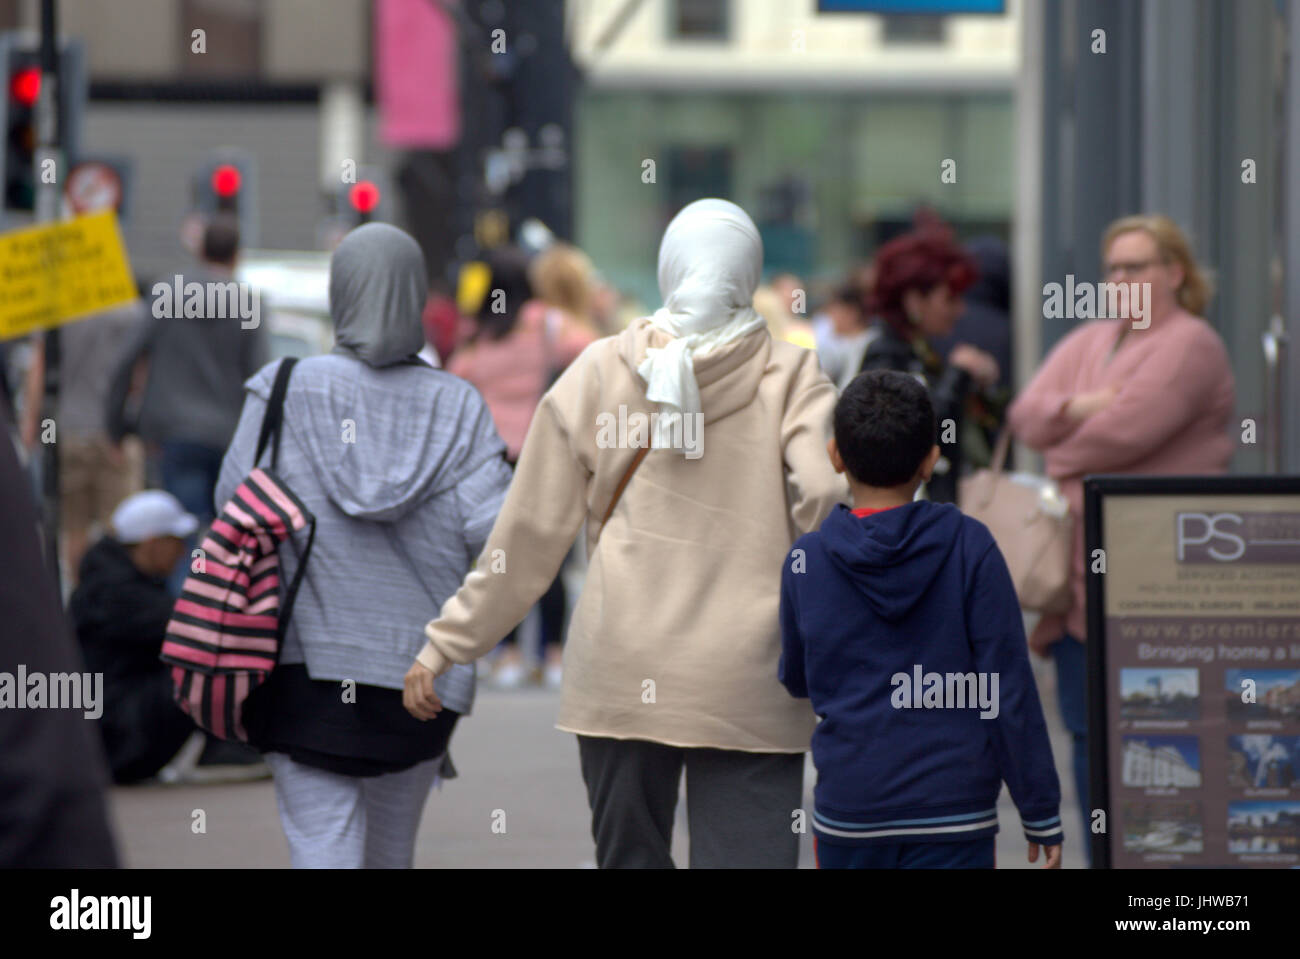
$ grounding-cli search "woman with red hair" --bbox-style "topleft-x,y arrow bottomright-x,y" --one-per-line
856,229 -> 1000,503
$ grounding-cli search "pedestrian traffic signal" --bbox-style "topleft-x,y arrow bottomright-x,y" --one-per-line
3,51 -> 39,212
0,33 -> 86,223
348,180 -> 380,218
210,164 -> 241,206
9,65 -> 39,106
335,165 -> 390,229
192,150 -> 258,247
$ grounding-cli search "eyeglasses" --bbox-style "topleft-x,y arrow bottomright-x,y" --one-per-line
1104,259 -> 1163,278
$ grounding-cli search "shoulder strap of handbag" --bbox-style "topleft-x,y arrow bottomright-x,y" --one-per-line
255,357 -> 298,470
597,444 -> 650,542
248,357 -> 314,644
989,427 -> 1012,472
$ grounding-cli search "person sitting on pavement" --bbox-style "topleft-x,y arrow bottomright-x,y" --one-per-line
69,490 -> 268,784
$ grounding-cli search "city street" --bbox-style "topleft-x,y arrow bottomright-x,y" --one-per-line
107,650 -> 1088,869
5,0 -> 1293,901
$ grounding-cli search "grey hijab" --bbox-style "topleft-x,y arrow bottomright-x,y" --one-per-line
329,223 -> 428,367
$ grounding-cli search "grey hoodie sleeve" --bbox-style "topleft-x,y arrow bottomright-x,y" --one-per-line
450,395 -> 513,563
455,454 -> 513,565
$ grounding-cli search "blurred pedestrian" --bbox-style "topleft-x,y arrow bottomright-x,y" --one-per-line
406,198 -> 848,868
590,273 -> 627,335
857,229 -> 999,504
928,236 -> 1014,467
0,399 -> 118,867
754,272 -> 815,351
812,274 -> 875,390
450,245 -> 595,688
69,489 -> 267,784
1007,213 -> 1235,853
529,242 -> 603,341
107,215 -> 268,589
21,299 -> 147,583
220,223 -> 512,868
527,242 -> 606,684
71,491 -> 189,781
421,284 -> 459,367
930,237 -> 1012,392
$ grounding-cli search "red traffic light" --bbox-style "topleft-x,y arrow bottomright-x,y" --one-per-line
211,164 -> 241,198
10,67 -> 40,107
349,180 -> 380,214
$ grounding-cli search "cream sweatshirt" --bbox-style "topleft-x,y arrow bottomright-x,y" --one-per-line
419,317 -> 850,751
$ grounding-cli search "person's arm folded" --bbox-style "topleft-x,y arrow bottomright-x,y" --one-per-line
1045,331 -> 1227,477
1006,328 -> 1089,451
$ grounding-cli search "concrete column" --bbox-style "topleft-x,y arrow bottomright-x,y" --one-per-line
1284,0 -> 1300,472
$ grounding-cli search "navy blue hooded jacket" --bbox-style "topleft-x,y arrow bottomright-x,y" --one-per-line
779,501 -> 1063,847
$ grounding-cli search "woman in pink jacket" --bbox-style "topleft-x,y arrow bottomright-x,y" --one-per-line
450,246 -> 595,687
1007,214 -> 1236,853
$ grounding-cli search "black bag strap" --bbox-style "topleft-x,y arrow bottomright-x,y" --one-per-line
276,516 -> 315,645
255,357 -> 298,470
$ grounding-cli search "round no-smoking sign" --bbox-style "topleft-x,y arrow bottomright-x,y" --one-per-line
66,162 -> 123,215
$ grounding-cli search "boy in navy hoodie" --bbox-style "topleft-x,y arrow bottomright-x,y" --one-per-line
779,370 -> 1063,869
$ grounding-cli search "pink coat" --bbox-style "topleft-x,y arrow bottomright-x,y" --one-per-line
450,301 -> 595,460
1007,310 -> 1236,647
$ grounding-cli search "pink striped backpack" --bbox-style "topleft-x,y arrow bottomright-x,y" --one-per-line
160,358 -> 316,741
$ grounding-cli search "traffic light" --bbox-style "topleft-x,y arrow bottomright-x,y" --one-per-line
3,54 -> 37,211
0,33 -> 85,216
348,179 -> 381,222
337,165 -> 390,228
192,149 -> 258,247
0,32 -> 86,221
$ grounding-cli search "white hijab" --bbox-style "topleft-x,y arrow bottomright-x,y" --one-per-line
638,199 -> 767,451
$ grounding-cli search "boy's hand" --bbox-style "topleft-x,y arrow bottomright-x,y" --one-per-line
1027,843 -> 1062,868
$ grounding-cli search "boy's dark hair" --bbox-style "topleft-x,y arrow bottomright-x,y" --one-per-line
834,370 -> 936,487
202,215 -> 240,266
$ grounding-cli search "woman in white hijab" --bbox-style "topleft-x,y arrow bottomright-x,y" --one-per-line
407,199 -> 848,868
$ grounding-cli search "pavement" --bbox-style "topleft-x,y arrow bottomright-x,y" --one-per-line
106,638 -> 1089,869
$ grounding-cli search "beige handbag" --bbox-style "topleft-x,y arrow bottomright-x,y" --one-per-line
958,430 -> 1072,614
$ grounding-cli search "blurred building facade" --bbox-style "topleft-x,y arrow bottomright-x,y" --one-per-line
567,0 -> 1021,306
0,0 -> 385,279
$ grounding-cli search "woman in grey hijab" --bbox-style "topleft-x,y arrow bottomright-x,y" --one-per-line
216,224 -> 513,868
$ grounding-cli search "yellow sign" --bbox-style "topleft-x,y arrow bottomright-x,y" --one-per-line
0,209 -> 137,340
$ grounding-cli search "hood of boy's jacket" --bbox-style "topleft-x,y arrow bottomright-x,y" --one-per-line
820,500 -> 964,622
618,315 -> 771,423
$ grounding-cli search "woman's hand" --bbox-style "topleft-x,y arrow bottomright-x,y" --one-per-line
1065,385 -> 1119,422
949,344 -> 1000,389
403,661 -> 443,720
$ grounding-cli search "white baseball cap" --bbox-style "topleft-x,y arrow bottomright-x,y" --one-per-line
111,490 -> 200,544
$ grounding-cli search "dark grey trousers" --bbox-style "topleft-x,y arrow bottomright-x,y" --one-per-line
576,735 -> 805,868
